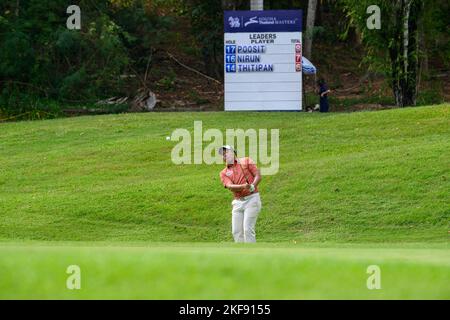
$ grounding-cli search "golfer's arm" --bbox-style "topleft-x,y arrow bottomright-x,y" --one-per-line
226,184 -> 247,192
252,169 -> 261,187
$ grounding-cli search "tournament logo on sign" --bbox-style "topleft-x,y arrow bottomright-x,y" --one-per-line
245,16 -> 259,27
228,17 -> 240,28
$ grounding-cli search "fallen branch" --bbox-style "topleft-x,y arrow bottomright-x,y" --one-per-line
0,111 -> 32,122
166,51 -> 222,85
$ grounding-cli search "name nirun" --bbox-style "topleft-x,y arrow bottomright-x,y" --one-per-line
238,55 -> 261,63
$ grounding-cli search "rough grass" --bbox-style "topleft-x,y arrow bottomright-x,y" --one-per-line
0,105 -> 449,242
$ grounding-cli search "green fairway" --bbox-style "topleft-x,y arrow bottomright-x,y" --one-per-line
0,243 -> 449,299
0,105 -> 449,242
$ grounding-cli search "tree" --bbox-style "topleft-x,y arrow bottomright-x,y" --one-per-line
390,0 -> 423,106
250,0 -> 264,10
304,0 -> 317,59
342,0 -> 424,107
0,0 -> 173,118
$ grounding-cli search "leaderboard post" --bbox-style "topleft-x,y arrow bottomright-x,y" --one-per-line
224,10 -> 303,111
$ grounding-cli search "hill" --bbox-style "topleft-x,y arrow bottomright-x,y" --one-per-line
0,105 -> 449,242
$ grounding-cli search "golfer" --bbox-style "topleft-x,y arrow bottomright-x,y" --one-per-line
219,145 -> 262,243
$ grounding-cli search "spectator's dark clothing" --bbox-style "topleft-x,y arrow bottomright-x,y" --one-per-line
319,83 -> 329,113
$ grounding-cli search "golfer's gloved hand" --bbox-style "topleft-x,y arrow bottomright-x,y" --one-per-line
249,184 -> 255,193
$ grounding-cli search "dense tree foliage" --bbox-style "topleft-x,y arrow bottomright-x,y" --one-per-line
0,0 -> 173,118
0,0 -> 448,119
341,0 -> 449,107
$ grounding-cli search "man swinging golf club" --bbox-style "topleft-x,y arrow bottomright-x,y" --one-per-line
219,145 -> 262,243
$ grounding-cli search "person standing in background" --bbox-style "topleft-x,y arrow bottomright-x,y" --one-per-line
317,78 -> 331,113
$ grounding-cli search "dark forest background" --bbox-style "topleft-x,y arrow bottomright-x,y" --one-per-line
0,0 -> 448,120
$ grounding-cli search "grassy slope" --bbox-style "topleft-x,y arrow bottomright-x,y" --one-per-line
0,243 -> 449,299
0,105 -> 449,242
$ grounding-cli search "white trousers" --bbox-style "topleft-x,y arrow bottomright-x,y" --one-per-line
231,193 -> 262,243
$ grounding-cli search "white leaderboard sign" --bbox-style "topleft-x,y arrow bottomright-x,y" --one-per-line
224,10 -> 303,111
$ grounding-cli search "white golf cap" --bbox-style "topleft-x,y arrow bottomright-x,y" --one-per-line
218,145 -> 234,155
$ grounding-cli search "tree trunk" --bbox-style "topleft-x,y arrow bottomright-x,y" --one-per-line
250,0 -> 264,10
390,0 -> 422,107
304,0 -> 317,60
404,0 -> 422,105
